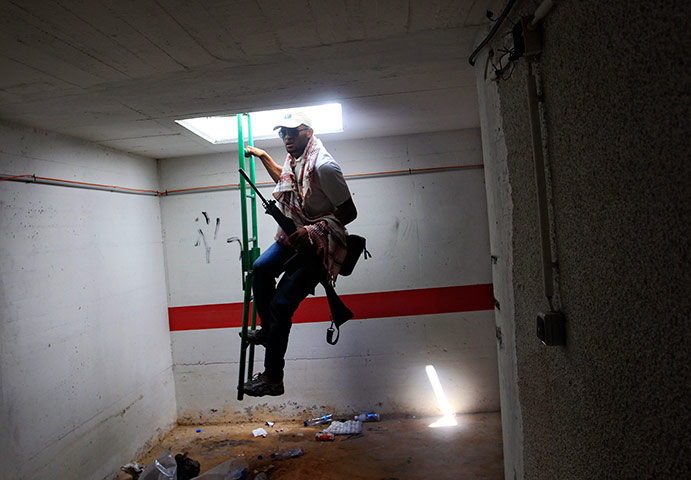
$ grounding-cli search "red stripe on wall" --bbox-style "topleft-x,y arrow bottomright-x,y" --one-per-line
168,283 -> 494,332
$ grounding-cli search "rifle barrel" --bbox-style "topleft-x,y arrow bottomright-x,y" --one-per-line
239,168 -> 269,205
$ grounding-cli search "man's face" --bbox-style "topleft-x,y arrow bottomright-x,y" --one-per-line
280,125 -> 312,157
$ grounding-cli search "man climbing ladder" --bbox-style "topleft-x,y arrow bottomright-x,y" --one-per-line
241,111 -> 357,397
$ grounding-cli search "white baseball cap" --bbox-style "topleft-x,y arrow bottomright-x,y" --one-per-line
273,111 -> 313,130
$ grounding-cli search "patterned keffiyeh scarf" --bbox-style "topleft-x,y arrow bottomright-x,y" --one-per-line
273,135 -> 347,283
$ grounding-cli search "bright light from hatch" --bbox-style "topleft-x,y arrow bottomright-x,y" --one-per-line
175,103 -> 343,144
425,365 -> 458,428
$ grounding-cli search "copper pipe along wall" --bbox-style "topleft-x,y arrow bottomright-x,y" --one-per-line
1,164 -> 483,197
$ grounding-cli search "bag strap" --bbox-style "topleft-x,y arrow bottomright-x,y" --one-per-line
326,320 -> 340,345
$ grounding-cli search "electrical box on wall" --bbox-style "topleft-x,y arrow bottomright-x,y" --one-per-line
520,16 -> 543,57
510,16 -> 543,61
537,311 -> 566,346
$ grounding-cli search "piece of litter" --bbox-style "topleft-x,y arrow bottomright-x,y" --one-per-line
266,421 -> 275,427
196,429 -> 201,433
175,452 -> 200,479
315,432 -> 335,441
271,448 -> 304,460
322,420 -> 363,435
253,428 -> 268,437
120,462 -> 144,479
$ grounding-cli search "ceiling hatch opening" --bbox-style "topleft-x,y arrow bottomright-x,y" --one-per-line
175,103 -> 343,144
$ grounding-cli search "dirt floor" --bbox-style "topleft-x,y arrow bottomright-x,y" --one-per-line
119,412 -> 503,480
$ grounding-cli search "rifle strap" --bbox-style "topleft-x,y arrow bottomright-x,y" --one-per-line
326,320 -> 340,345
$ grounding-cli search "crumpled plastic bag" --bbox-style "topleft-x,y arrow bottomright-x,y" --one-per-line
321,420 -> 363,435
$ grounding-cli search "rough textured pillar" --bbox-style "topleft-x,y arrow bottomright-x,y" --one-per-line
476,1 -> 690,478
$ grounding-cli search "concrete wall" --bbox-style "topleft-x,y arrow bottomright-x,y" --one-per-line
0,121 -> 176,479
160,129 -> 500,422
476,1 -> 690,478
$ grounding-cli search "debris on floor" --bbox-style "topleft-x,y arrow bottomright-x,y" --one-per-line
196,457 -> 248,479
354,412 -> 380,422
139,450 -> 177,480
123,451 -> 203,480
120,462 -> 144,479
175,453 -> 201,480
252,427 -> 268,437
303,413 -> 333,426
321,420 -> 363,435
314,432 -> 335,441
270,447 -> 304,460
125,412 -> 504,480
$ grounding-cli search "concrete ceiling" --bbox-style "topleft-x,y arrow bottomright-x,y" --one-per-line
0,0 -> 494,159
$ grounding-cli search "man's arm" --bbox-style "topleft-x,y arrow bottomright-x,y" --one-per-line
315,161 -> 357,226
334,197 -> 357,226
244,146 -> 282,183
286,198 -> 357,250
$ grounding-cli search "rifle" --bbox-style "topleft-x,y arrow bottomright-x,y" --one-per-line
239,169 -> 354,339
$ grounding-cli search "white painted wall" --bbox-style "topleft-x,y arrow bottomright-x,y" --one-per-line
160,128 -> 499,422
0,121 -> 176,479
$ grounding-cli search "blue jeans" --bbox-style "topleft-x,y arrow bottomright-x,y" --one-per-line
252,241 -> 321,382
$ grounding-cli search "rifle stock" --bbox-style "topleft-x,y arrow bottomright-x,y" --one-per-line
324,282 -> 353,327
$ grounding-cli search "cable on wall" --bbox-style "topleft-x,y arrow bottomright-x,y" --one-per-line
475,0 -> 560,82
470,0 -> 565,344
468,0 -> 518,66
507,7 -> 564,345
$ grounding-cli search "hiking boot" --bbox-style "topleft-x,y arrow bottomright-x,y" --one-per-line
240,328 -> 269,347
243,372 -> 284,397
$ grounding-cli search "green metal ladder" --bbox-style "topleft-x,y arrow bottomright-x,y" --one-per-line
236,113 -> 261,401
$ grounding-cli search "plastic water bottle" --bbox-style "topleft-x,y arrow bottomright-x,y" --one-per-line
271,448 -> 304,460
141,450 -> 176,480
304,413 -> 333,426
354,413 -> 380,422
